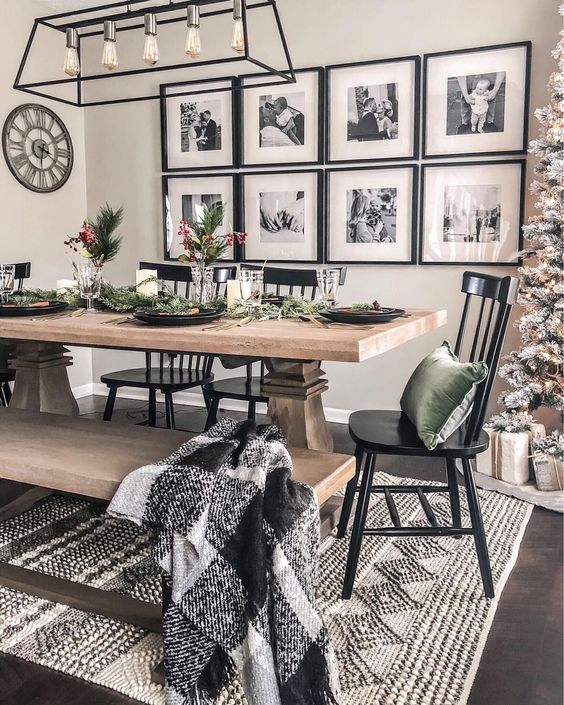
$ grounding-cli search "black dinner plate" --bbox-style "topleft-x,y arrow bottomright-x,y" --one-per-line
318,307 -> 406,324
133,308 -> 223,326
0,301 -> 68,317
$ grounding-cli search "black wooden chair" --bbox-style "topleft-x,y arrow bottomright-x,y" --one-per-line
338,271 -> 519,600
0,262 -> 31,406
203,265 -> 347,430
101,262 -> 237,429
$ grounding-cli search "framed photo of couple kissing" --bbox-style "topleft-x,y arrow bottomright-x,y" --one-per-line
423,42 -> 531,158
326,165 -> 418,264
419,160 -> 525,265
239,68 -> 324,168
326,56 -> 420,163
161,78 -> 237,172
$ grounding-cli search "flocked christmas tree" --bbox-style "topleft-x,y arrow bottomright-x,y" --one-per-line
499,10 -> 564,415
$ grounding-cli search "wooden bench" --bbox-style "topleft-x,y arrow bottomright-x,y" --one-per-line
0,408 -> 355,633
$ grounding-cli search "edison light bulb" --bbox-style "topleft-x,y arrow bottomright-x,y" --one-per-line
185,5 -> 201,58
102,20 -> 119,71
143,14 -> 159,66
64,28 -> 80,77
231,18 -> 245,53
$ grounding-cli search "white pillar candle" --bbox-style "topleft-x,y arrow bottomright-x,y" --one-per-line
136,269 -> 158,297
226,279 -> 242,309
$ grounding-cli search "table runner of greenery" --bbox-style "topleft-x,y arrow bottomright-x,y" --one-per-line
13,285 -> 322,321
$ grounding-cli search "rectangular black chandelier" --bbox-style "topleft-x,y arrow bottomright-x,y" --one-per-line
14,0 -> 295,107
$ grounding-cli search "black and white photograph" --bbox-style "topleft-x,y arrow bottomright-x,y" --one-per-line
424,43 -> 530,157
161,79 -> 236,171
259,92 -> 305,147
240,69 -> 323,167
241,171 -> 322,262
346,188 -> 397,243
443,185 -> 501,243
260,191 -> 305,243
347,84 -> 398,141
446,73 -> 506,136
180,99 -> 222,152
162,174 -> 237,261
327,57 -> 419,163
326,166 -> 417,264
420,160 -> 525,265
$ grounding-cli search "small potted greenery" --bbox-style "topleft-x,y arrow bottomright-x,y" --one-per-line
64,203 -> 124,268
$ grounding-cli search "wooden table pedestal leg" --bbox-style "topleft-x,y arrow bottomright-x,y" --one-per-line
9,342 -> 79,416
263,359 -> 334,452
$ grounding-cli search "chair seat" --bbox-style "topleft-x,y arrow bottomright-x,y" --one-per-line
349,410 -> 489,458
204,376 -> 268,403
101,367 -> 213,391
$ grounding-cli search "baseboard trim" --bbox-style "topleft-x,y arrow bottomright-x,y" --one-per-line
79,382 -> 352,425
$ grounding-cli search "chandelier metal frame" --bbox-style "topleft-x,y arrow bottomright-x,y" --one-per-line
14,0 -> 295,107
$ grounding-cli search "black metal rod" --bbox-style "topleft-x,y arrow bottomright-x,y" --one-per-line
15,86 -> 79,107
368,484 -> 448,494
417,488 -> 439,527
14,20 -> 39,88
364,527 -> 473,537
270,0 -> 295,79
247,56 -> 293,81
39,0 -> 228,24
384,488 -> 401,528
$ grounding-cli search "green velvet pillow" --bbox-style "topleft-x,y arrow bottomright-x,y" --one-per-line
400,341 -> 488,451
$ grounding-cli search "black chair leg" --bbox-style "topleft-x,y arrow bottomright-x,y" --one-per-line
446,457 -> 462,536
0,386 -> 6,407
3,382 -> 12,405
248,401 -> 256,421
164,392 -> 176,430
337,445 -> 364,539
202,389 -> 212,413
148,389 -> 157,427
205,397 -> 220,431
342,452 -> 376,600
103,386 -> 118,421
462,456 -> 494,598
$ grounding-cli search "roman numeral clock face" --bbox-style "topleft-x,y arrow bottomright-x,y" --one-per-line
2,104 -> 73,193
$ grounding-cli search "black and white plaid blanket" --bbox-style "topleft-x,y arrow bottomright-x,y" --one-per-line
108,418 -> 340,705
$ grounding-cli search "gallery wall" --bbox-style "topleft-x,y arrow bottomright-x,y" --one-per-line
80,0 -> 559,422
0,0 -> 92,390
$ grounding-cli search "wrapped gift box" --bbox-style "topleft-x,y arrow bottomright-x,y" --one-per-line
533,454 -> 564,492
476,424 -> 546,486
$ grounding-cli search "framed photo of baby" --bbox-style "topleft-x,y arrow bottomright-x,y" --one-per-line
326,165 -> 418,264
326,56 -> 420,163
161,78 -> 237,171
240,68 -> 324,167
423,42 -> 531,158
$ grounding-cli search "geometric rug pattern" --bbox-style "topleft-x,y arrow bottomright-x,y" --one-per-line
0,472 -> 532,705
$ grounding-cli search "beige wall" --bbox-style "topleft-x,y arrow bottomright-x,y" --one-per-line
0,0 -> 92,389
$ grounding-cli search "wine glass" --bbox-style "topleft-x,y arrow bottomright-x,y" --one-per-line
0,265 -> 15,304
316,268 -> 340,309
239,270 -> 263,310
74,263 -> 103,312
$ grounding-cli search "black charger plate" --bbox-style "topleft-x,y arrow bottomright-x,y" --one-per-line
0,301 -> 68,317
319,307 -> 406,324
133,308 -> 223,326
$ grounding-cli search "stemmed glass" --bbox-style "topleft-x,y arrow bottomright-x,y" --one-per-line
74,263 -> 103,312
0,265 -> 15,304
316,268 -> 341,309
239,270 -> 263,311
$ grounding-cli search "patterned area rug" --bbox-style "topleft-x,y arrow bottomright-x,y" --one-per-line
0,473 -> 532,705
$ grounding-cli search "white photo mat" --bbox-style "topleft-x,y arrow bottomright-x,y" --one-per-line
327,167 -> 416,263
328,58 -> 418,162
242,171 -> 320,262
241,70 -> 322,166
163,79 -> 234,170
421,161 -> 524,264
164,175 -> 236,261
424,44 -> 529,157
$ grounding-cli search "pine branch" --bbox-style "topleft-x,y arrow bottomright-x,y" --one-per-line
88,203 -> 124,264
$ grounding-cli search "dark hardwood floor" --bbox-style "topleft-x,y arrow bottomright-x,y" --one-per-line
0,395 -> 562,705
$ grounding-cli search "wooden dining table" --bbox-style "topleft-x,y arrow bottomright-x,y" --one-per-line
0,309 -> 447,451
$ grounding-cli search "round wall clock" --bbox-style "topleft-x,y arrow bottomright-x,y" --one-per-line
2,103 -> 74,193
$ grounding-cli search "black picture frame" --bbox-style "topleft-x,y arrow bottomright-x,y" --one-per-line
162,172 -> 241,263
239,67 -> 325,169
325,55 -> 421,165
422,41 -> 532,159
418,159 -> 526,266
325,164 -> 419,265
239,169 -> 324,264
160,77 -> 239,172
